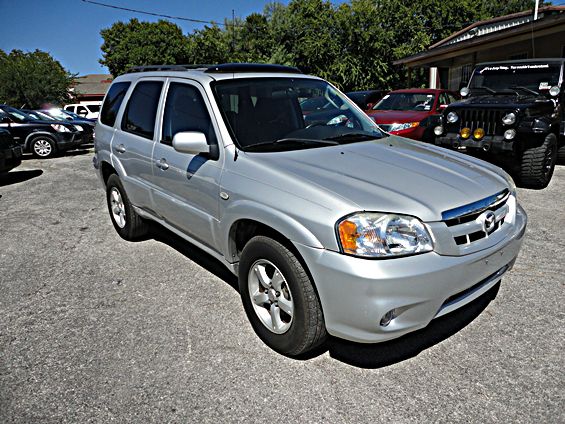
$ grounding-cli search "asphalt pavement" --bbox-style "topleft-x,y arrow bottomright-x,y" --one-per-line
1,148 -> 563,423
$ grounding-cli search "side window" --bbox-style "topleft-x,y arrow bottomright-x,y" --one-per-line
121,81 -> 163,139
77,105 -> 88,115
100,82 -> 131,126
161,82 -> 217,146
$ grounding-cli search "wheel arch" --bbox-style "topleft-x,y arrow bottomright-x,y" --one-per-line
25,132 -> 57,151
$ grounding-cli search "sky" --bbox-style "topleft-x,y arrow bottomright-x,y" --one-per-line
0,0 -> 343,76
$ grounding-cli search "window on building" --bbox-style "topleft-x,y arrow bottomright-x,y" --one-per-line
121,81 -> 163,139
460,64 -> 473,86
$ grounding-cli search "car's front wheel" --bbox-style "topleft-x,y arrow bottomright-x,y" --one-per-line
239,236 -> 327,356
30,136 -> 56,158
520,133 -> 557,189
106,174 -> 148,240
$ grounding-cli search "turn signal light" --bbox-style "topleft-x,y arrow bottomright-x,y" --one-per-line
338,220 -> 359,253
460,127 -> 471,139
473,128 -> 485,139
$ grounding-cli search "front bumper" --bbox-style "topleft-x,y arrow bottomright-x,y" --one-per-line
295,204 -> 527,343
54,132 -> 82,150
0,145 -> 23,172
436,133 -> 514,153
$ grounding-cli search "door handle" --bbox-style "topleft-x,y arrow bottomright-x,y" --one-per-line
156,158 -> 169,170
115,144 -> 126,153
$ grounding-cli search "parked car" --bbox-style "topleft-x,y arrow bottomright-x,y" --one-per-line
346,90 -> 387,111
64,102 -> 101,119
367,89 -> 457,142
434,59 -> 564,189
35,108 -> 95,144
0,105 -> 82,158
94,63 -> 527,357
0,128 -> 22,173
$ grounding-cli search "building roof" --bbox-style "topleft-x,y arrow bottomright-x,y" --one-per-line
395,6 -> 565,67
71,74 -> 113,96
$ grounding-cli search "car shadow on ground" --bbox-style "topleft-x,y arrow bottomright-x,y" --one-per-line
146,222 -> 500,368
0,169 -> 43,187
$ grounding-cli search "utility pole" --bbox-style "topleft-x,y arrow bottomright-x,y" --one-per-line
534,0 -> 539,20
232,9 -> 236,54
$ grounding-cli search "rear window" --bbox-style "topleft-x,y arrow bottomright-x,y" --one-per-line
121,81 -> 163,139
100,82 -> 131,127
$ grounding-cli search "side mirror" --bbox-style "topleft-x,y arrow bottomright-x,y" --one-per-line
172,131 -> 210,155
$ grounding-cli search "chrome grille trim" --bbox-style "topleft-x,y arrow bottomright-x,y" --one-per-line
442,189 -> 509,222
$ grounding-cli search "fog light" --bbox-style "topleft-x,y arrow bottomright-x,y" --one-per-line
434,126 -> 444,136
380,309 -> 397,327
473,128 -> 485,139
504,129 -> 516,140
460,127 -> 471,139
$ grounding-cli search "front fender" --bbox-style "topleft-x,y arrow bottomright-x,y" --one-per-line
219,199 -> 324,262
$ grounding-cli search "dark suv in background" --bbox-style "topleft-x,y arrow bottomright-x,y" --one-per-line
0,105 -> 82,158
434,59 -> 564,189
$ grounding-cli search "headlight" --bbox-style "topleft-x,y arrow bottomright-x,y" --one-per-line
549,86 -> 560,97
446,111 -> 459,123
502,112 -> 516,125
337,212 -> 433,258
51,124 -> 71,133
73,125 -> 84,132
388,122 -> 419,132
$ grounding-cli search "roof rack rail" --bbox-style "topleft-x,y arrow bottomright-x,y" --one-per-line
126,64 -> 214,73
205,63 -> 302,74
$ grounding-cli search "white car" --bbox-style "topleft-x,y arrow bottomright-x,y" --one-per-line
64,102 -> 101,119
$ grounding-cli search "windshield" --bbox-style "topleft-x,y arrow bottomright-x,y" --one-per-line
373,92 -> 436,111
212,77 -> 383,151
44,108 -> 73,120
470,63 -> 562,94
0,106 -> 32,122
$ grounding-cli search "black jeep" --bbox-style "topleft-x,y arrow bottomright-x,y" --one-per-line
434,59 -> 564,189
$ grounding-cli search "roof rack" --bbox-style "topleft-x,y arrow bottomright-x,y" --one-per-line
205,63 -> 302,74
125,63 -> 302,75
126,64 -> 213,73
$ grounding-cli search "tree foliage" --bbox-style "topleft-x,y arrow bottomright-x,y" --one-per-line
100,19 -> 190,76
0,49 -> 75,108
99,0 -> 542,89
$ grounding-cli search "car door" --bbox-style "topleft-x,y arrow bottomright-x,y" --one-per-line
150,78 -> 224,251
115,78 -> 164,212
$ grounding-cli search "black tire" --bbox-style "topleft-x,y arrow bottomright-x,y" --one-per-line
239,236 -> 327,356
519,133 -> 557,189
106,174 -> 148,240
30,136 -> 56,159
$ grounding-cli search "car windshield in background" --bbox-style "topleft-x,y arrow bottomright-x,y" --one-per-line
1,106 -> 32,122
212,77 -> 383,151
470,63 -> 561,94
43,109 -> 73,120
373,93 -> 435,111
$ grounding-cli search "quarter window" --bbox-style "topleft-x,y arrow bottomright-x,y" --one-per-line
161,82 -> 216,146
121,81 -> 163,139
100,82 -> 131,126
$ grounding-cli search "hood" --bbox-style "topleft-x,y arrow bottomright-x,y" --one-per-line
367,110 -> 430,123
244,136 -> 510,222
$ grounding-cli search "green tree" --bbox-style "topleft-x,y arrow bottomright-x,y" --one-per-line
100,19 -> 190,76
0,49 -> 75,108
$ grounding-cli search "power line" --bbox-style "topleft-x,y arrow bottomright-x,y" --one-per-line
80,0 -> 242,27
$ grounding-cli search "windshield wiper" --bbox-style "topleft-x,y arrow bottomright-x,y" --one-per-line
475,85 -> 498,94
244,138 -> 338,151
510,86 -> 540,96
324,133 -> 381,142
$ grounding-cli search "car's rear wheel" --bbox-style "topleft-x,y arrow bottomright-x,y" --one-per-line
106,174 -> 148,240
520,133 -> 557,189
239,236 -> 327,356
30,136 -> 56,158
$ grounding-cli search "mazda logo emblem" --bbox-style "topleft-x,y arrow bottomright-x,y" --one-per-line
483,211 -> 496,233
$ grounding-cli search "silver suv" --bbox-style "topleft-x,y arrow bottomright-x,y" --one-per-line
94,63 -> 527,356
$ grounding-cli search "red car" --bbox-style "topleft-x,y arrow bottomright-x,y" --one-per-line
367,89 -> 457,141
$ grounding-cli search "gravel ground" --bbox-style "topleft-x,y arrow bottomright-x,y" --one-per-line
1,149 -> 563,423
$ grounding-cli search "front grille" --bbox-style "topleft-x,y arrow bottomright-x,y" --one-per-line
456,109 -> 505,136
442,190 -> 510,247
